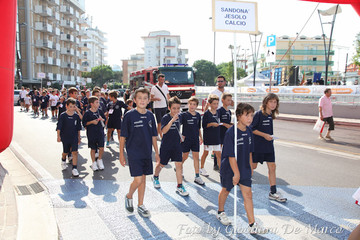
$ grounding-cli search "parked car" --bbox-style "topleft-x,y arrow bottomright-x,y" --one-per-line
14,90 -> 20,106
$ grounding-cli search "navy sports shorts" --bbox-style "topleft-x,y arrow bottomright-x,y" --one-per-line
107,118 -> 121,129
221,175 -> 252,192
181,138 -> 200,153
20,98 -> 24,103
252,152 -> 275,164
323,116 -> 335,131
62,140 -> 78,154
160,147 -> 182,165
154,107 -> 167,124
51,106 -> 57,111
88,136 -> 105,150
128,158 -> 153,177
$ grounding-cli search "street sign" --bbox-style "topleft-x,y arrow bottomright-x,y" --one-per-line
266,35 -> 276,63
212,0 -> 258,33
47,81 -> 51,86
37,72 -> 46,79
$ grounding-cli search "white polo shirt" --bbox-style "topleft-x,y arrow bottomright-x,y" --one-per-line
20,90 -> 28,99
151,83 -> 169,109
208,88 -> 228,109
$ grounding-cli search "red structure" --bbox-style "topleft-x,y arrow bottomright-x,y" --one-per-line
0,0 -> 16,153
301,0 -> 360,16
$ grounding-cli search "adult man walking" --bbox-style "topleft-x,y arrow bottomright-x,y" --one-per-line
151,74 -> 170,139
319,88 -> 334,141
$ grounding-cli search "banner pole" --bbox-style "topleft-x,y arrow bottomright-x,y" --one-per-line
233,32 -> 238,229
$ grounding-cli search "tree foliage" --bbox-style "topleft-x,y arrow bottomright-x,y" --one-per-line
90,65 -> 114,86
192,60 -> 219,86
216,61 -> 247,85
353,32 -> 360,66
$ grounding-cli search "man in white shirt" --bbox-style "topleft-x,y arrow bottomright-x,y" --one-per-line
19,86 -> 28,111
150,74 -> 170,139
49,90 -> 59,118
101,84 -> 109,93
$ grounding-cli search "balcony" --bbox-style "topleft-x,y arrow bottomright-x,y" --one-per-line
75,11 -> 80,19
35,56 -> 53,64
60,34 -> 74,42
50,12 -> 60,21
52,43 -> 60,51
75,51 -> 80,57
76,64 -> 81,70
55,74 -> 62,81
47,73 -> 54,80
60,5 -> 74,15
79,42 -> 89,49
52,27 -> 60,36
61,62 -> 75,69
53,58 -> 61,66
34,5 -> 52,17
60,20 -> 74,29
273,60 -> 334,66
47,0 -> 60,6
75,37 -> 80,44
60,47 -> 74,55
79,17 -> 91,26
165,45 -> 176,48
35,22 -> 52,33
75,24 -> 80,32
62,75 -> 75,82
35,40 -> 53,49
277,49 -> 335,56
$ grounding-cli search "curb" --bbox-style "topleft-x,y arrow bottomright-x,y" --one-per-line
277,116 -> 360,127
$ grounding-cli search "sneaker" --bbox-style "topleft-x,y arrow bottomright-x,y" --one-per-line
91,162 -> 99,171
106,141 -> 110,147
269,192 -> 287,203
152,176 -> 161,189
325,136 -> 334,141
200,168 -> 209,177
194,176 -> 205,186
176,185 -> 189,197
68,154 -> 73,163
318,136 -> 325,140
216,212 -> 231,226
97,159 -> 104,170
61,161 -> 67,171
72,168 -> 79,177
138,205 -> 151,218
95,152 -> 99,159
125,195 -> 134,213
249,222 -> 268,235
213,165 -> 220,172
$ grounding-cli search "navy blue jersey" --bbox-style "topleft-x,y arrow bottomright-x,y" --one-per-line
82,97 -> 88,110
120,109 -> 157,160
220,126 -> 254,181
202,110 -> 220,145
40,95 -> 49,107
82,109 -> 105,139
100,97 -> 107,107
107,100 -> 128,120
250,110 -> 274,153
56,112 -> 82,142
56,101 -> 66,116
217,107 -> 232,144
161,113 -> 182,149
75,99 -> 81,110
180,111 -> 201,140
32,95 -> 40,106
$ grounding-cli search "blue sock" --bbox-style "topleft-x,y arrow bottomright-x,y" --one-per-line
177,184 -> 182,188
195,173 -> 200,178
72,165 -> 77,169
270,185 -> 277,194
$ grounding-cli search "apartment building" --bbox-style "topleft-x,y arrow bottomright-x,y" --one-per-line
246,35 -> 334,85
17,0 -> 105,87
122,54 -> 144,84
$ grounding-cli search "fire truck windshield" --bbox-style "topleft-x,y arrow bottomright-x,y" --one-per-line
160,70 -> 194,85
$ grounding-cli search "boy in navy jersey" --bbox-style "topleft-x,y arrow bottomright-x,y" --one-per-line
218,93 -> 233,145
40,90 -> 49,117
32,90 -> 40,117
217,103 -> 267,234
57,96 -> 66,119
82,96 -> 106,171
68,87 -> 83,119
180,97 -> 204,185
120,88 -> 159,218
106,91 -> 130,147
56,98 -> 82,177
200,94 -> 221,177
152,96 -> 189,196
251,93 -> 287,203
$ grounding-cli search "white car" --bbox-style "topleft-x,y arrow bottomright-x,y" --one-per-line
14,90 -> 20,106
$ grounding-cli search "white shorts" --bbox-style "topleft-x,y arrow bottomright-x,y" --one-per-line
204,144 -> 221,152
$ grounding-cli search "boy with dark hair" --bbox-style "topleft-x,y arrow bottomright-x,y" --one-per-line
106,90 -> 130,147
124,99 -> 133,115
50,90 -> 59,118
56,96 -> 66,119
180,96 -> 204,185
68,87 -> 83,119
152,96 -> 189,196
120,88 -> 159,218
217,103 -> 267,234
40,90 -> 49,117
32,90 -> 40,117
218,93 -> 233,145
200,94 -> 222,177
82,96 -> 106,171
56,98 -> 82,177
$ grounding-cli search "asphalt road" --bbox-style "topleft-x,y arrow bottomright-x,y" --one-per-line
10,106 -> 360,240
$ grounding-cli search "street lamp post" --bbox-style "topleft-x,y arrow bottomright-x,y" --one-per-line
249,32 -> 263,87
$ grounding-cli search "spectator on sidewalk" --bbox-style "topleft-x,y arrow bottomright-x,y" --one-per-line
319,88 -> 335,141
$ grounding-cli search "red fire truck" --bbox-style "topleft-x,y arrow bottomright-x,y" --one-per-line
130,64 -> 196,110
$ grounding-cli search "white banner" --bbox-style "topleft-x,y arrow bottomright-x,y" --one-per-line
212,0 -> 258,33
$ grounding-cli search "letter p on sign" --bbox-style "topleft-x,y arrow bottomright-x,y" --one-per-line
267,35 -> 276,47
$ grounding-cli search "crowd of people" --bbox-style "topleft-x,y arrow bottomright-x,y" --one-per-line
18,76 -> 289,234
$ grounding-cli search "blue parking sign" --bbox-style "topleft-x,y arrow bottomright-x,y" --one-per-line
267,35 -> 276,47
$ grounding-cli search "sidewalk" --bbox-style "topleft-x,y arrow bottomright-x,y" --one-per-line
0,148 -> 58,240
278,113 -> 360,127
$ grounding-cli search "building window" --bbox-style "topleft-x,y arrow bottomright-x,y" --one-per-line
166,60 -> 171,64
167,39 -> 171,46
313,57 -> 317,61
167,49 -> 171,56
